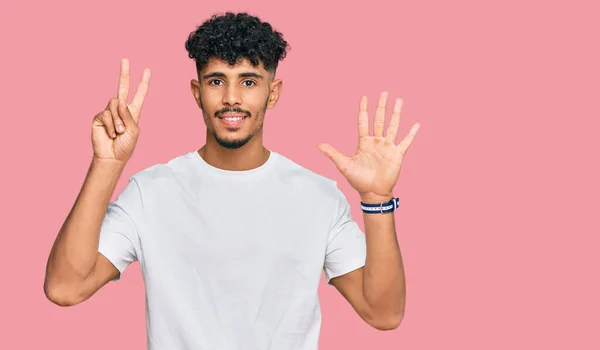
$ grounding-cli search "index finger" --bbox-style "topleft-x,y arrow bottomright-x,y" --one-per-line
357,96 -> 369,138
117,58 -> 130,100
129,68 -> 152,120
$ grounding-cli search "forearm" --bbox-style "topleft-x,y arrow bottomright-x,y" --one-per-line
46,158 -> 125,284
360,193 -> 406,321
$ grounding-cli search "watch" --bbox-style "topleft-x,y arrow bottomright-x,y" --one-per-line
360,197 -> 400,214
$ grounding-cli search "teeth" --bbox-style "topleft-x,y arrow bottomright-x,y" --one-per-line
224,117 -> 243,121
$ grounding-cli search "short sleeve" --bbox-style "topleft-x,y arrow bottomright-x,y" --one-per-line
323,184 -> 366,285
98,177 -> 142,281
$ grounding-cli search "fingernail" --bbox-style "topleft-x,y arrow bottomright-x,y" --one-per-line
117,125 -> 124,133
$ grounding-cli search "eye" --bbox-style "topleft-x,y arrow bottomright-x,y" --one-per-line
209,79 -> 223,86
242,80 -> 256,87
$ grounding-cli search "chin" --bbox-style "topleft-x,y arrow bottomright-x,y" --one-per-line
214,133 -> 253,149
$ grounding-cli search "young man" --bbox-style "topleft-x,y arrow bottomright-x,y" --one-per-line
44,12 -> 420,350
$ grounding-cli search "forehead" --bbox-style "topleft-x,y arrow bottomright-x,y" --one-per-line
201,57 -> 267,75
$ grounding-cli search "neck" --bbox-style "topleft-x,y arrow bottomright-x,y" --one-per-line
198,132 -> 270,171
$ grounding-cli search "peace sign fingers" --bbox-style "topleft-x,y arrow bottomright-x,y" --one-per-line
116,58 -> 151,123
129,68 -> 152,122
117,58 -> 130,101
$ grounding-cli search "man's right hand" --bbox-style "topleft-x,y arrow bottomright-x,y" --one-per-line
92,58 -> 151,164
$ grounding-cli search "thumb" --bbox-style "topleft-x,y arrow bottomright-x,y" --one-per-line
318,143 -> 349,172
118,99 -> 136,129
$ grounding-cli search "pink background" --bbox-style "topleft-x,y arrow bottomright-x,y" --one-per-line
1,0 -> 598,349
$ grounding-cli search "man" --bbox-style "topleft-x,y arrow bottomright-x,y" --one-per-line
44,12 -> 420,350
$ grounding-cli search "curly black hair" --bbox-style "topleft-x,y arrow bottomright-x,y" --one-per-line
185,12 -> 290,76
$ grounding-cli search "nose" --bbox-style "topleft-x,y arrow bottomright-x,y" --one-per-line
222,84 -> 242,106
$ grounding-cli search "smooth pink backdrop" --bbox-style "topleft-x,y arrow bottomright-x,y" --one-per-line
1,0 -> 598,349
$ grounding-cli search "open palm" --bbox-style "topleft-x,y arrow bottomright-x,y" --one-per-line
318,92 -> 420,199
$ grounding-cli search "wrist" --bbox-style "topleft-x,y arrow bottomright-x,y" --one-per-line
91,157 -> 127,172
359,192 -> 394,204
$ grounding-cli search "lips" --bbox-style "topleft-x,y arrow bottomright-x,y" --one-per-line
218,114 -> 248,128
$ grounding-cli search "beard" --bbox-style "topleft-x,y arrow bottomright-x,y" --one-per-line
203,98 -> 270,149
213,131 -> 255,149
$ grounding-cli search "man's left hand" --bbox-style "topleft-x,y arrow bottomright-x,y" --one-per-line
318,91 -> 420,203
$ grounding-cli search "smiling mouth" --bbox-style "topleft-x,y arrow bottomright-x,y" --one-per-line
219,115 -> 248,121
218,114 -> 249,128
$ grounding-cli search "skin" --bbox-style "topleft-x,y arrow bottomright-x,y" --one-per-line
44,59 -> 151,306
318,92 -> 420,330
189,57 -> 282,171
44,56 -> 420,332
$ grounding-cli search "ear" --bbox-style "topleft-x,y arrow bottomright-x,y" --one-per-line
266,78 -> 283,109
190,79 -> 202,108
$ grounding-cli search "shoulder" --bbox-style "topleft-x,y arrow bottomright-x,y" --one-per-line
271,151 -> 344,201
126,151 -> 199,190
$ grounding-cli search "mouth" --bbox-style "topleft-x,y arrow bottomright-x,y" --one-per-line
218,114 -> 249,128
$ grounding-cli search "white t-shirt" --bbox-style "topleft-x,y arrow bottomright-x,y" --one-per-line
98,149 -> 366,350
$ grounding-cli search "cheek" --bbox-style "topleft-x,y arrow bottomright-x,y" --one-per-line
200,89 -> 220,107
247,92 -> 270,112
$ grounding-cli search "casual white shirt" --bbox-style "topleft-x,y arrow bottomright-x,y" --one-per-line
98,150 -> 366,350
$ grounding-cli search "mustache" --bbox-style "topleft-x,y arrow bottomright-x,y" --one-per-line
215,107 -> 251,118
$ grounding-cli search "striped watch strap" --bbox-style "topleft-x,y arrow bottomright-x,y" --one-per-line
360,197 -> 400,214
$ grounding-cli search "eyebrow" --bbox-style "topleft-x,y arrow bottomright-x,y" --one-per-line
202,72 -> 264,80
